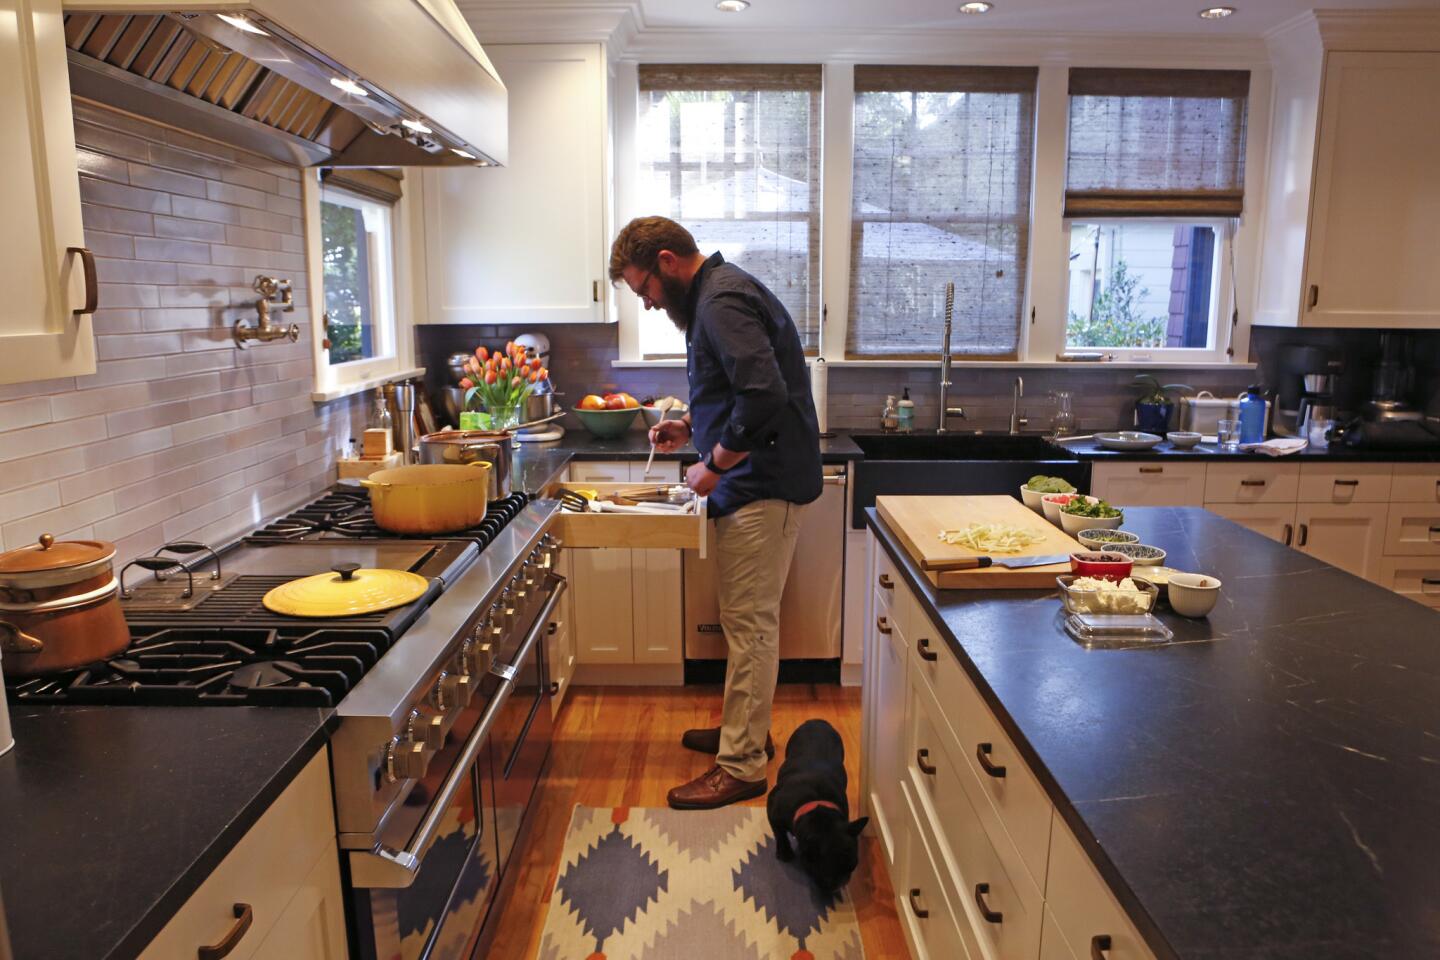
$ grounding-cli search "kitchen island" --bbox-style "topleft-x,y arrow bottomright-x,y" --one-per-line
867,504 -> 1440,959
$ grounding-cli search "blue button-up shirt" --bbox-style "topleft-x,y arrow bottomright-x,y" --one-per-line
685,252 -> 822,518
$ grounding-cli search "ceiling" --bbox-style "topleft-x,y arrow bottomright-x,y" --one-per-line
461,0 -> 1440,44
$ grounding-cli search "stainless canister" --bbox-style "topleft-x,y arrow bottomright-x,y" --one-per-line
418,431 -> 513,499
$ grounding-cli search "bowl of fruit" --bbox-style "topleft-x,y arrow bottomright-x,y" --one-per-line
639,395 -> 690,429
574,392 -> 641,438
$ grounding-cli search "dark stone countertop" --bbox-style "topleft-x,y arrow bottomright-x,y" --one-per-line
1059,436 -> 1440,463
511,446 -> 573,496
868,506 -> 1440,960
0,705 -> 335,960
538,428 -> 863,463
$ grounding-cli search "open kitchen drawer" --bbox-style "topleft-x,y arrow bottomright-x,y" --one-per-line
546,482 -> 708,555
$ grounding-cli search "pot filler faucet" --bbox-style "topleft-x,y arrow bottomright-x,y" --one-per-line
233,275 -> 300,348
937,282 -> 967,434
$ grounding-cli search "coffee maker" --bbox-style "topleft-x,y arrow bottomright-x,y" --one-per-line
1273,344 -> 1337,437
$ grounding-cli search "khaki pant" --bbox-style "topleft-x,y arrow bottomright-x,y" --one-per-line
714,498 -> 805,781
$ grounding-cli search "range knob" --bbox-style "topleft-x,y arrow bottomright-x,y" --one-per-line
445,672 -> 475,706
409,708 -> 446,752
459,636 -> 494,677
385,736 -> 430,782
431,671 -> 452,712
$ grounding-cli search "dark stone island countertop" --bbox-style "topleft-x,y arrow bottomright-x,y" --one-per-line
868,505 -> 1440,959
0,706 -> 335,960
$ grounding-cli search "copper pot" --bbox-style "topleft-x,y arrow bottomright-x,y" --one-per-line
0,534 -> 130,676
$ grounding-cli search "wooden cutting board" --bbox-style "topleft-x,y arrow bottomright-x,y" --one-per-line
876,495 -> 1082,589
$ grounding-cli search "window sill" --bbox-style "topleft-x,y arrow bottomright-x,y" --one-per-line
311,366 -> 426,403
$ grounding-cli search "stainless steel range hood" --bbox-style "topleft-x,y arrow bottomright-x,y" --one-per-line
63,1 -> 506,167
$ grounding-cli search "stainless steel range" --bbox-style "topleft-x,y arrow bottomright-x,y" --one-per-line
5,487 -> 565,960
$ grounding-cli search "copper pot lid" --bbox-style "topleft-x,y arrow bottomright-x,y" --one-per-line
262,563 -> 429,618
0,534 -> 117,588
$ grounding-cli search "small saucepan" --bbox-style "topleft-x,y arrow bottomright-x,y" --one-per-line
361,463 -> 493,535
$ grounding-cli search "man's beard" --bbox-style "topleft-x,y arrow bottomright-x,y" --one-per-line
660,273 -> 693,332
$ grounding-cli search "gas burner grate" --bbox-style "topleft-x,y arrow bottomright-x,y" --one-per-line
5,626 -> 394,707
249,490 -> 531,546
150,574 -> 444,636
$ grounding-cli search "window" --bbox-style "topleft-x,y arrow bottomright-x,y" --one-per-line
320,185 -> 394,367
636,64 -> 821,356
1063,69 -> 1248,353
848,66 -> 1038,358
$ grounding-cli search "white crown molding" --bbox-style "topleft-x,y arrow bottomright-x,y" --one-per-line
1311,9 -> 1440,51
456,0 -> 641,45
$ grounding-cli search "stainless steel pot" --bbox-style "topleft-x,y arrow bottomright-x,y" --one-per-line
418,431 -> 512,498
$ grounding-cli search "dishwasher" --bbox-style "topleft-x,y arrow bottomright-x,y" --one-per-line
683,464 -> 846,663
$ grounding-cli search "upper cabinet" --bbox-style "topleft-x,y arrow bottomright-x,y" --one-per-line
1,0 -> 96,385
1255,14 -> 1440,329
421,43 -> 609,324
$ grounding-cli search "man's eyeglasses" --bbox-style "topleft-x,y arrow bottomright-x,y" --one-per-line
628,268 -> 655,304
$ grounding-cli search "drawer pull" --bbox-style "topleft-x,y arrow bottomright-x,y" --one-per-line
878,573 -> 895,590
198,903 -> 253,960
976,742 -> 1006,778
1240,479 -> 1267,487
916,748 -> 937,776
876,616 -> 892,636
1091,934 -> 1113,959
1138,466 -> 1163,474
1298,523 -> 1309,547
1429,526 -> 1440,540
1282,523 -> 1293,546
917,637 -> 939,662
908,888 -> 930,919
1333,479 -> 1359,487
549,681 -> 560,695
1421,578 -> 1440,594
974,883 -> 1003,923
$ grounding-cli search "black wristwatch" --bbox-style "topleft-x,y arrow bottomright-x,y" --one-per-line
703,453 -> 732,475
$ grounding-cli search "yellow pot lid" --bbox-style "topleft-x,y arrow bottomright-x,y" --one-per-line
263,564 -> 429,618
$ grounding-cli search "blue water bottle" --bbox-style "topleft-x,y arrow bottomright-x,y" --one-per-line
1238,385 -> 1267,445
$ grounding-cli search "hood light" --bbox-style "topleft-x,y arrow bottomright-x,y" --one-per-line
216,13 -> 269,36
715,0 -> 750,11
1198,6 -> 1236,17
402,118 -> 433,135
452,147 -> 476,160
958,1 -> 993,12
330,77 -> 368,97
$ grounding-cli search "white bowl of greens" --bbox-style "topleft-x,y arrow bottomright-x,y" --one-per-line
1020,475 -> 1076,513
1059,496 -> 1124,536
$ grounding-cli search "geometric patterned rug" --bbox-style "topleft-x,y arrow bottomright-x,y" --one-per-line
538,805 -> 866,960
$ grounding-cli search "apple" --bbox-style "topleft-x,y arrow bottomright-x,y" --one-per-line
604,395 -> 628,410
579,394 -> 607,411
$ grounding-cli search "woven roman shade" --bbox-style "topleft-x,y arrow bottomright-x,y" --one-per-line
1065,68 -> 1249,218
320,167 -> 403,205
847,65 -> 1038,358
636,64 -> 821,353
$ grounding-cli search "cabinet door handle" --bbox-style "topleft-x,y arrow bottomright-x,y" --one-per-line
1282,523 -> 1293,546
974,883 -> 1003,924
976,742 -> 1006,778
917,637 -> 938,662
908,888 -> 930,919
878,573 -> 895,590
916,748 -> 937,775
592,279 -> 600,303
1428,525 -> 1440,541
67,246 -> 98,315
1420,578 -> 1440,594
876,616 -> 892,636
1240,479 -> 1267,487
1091,934 -> 1113,960
1298,523 -> 1309,547
197,903 -> 253,960
1333,479 -> 1359,487
1138,466 -> 1164,474
549,681 -> 560,695
1307,284 -> 1320,310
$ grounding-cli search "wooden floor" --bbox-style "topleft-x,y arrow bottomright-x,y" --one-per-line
484,684 -> 909,959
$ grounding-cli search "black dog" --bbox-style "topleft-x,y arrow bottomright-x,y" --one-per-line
767,719 -> 869,894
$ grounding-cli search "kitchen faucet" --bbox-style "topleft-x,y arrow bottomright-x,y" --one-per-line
233,275 -> 299,348
937,282 -> 967,434
1009,376 -> 1028,434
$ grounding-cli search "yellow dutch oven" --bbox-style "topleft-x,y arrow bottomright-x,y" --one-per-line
360,462 -> 493,535
263,563 -> 429,617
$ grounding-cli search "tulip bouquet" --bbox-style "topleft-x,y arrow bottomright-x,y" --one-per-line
458,341 -> 549,430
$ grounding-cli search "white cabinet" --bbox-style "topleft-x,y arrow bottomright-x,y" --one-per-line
548,548 -> 577,717
1300,53 -> 1440,329
865,544 -> 910,883
0,0 -> 96,385
1091,463 -> 1206,507
1294,501 -> 1389,581
421,43 -> 608,324
1046,816 -> 1157,960
1206,501 -> 1297,546
1379,557 -> 1440,609
139,751 -> 344,960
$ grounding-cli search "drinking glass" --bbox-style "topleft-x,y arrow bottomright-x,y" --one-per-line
1051,391 -> 1076,437
1217,418 -> 1241,451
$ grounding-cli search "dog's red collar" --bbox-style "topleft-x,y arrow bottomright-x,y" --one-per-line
792,799 -> 841,827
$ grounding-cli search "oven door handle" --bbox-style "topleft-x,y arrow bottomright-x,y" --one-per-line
349,575 -> 567,889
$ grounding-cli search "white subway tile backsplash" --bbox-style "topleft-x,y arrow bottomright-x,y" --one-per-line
0,397 -> 54,431
153,215 -> 227,242
79,178 -> 171,215
3,493 -> 116,549
0,449 -> 87,495
95,331 -> 184,360
94,256 -> 178,285
0,419 -> 108,464
0,483 -> 62,524
127,163 -> 208,198
133,237 -> 212,264
158,285 -> 230,308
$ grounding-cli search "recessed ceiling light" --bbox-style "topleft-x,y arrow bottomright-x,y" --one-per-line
1198,6 -> 1236,18
216,13 -> 268,36
401,118 -> 433,135
329,77 -> 368,97
715,0 -> 750,11
452,148 -> 477,160
958,1 -> 993,13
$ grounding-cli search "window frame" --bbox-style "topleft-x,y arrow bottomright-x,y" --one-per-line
304,171 -> 419,402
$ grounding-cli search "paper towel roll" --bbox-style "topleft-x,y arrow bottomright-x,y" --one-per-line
810,358 -> 828,434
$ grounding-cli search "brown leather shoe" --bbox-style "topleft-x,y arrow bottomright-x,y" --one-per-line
680,727 -> 776,760
667,765 -> 767,810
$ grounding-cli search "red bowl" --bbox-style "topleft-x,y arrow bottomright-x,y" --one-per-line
1069,551 -> 1134,583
